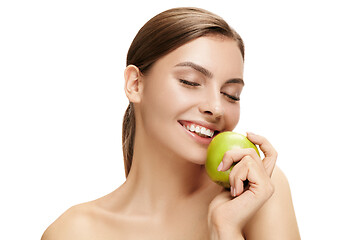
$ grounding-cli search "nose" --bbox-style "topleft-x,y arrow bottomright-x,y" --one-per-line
198,92 -> 224,120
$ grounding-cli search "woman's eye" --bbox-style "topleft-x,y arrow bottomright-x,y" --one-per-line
179,79 -> 200,87
222,92 -> 240,102
179,79 -> 239,102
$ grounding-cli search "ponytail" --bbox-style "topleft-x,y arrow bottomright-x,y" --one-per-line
122,102 -> 135,177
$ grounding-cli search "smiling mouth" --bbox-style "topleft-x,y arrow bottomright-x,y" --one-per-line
179,121 -> 220,138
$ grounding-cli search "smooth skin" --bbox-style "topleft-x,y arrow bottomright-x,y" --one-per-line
42,35 -> 300,239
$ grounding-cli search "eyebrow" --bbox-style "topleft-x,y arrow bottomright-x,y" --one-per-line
174,61 -> 244,85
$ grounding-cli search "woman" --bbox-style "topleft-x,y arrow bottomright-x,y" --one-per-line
42,7 -> 300,239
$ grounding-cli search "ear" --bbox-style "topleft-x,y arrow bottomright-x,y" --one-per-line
124,65 -> 143,103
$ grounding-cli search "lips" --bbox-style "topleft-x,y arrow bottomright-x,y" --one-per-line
178,120 -> 220,140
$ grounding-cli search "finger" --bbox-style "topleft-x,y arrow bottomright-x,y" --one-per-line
228,157 -> 247,197
246,132 -> 276,159
232,166 -> 245,197
246,132 -> 277,176
218,147 -> 261,172
229,155 -> 266,197
223,155 -> 275,225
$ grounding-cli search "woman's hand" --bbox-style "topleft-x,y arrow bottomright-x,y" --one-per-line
208,132 -> 278,239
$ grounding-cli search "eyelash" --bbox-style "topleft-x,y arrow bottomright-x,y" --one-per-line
222,92 -> 240,101
179,79 -> 240,102
179,79 -> 200,87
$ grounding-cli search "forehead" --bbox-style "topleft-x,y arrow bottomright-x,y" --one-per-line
149,36 -> 244,78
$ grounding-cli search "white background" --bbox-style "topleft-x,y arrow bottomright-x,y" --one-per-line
1,0 -> 359,239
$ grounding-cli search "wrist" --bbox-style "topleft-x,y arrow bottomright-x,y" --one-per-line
208,205 -> 245,240
209,222 -> 244,240
217,230 -> 244,240
210,231 -> 244,240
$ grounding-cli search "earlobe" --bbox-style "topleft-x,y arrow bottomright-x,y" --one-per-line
124,65 -> 143,103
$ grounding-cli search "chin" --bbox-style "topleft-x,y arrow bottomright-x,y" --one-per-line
179,149 -> 208,165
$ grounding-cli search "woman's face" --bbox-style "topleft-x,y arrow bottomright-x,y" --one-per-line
138,35 -> 244,165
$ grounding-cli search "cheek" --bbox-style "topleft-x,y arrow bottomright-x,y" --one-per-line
140,80 -> 185,125
224,105 -> 240,130
151,82 -> 195,115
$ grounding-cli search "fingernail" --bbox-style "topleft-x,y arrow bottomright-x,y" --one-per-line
230,186 -> 234,196
217,161 -> 223,171
247,132 -> 255,136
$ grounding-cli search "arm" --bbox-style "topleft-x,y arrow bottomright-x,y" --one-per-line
243,166 -> 300,239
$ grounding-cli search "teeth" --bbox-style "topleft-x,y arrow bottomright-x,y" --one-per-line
182,123 -> 215,138
195,126 -> 200,133
205,129 -> 211,136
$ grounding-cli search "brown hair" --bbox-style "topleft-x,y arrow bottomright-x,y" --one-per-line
122,7 -> 245,177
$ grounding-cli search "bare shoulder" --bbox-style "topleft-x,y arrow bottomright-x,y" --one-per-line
41,202 -> 98,240
243,166 -> 301,240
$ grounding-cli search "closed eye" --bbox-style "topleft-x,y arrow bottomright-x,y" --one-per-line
179,79 -> 201,87
180,79 -> 239,102
221,92 -> 240,102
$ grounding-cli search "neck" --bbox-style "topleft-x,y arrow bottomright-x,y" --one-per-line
120,130 -> 220,216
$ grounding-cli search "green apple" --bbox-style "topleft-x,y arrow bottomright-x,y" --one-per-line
205,131 -> 260,188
